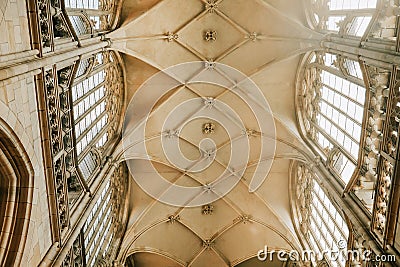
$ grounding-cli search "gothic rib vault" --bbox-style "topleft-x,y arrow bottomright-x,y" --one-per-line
108,0 -> 323,266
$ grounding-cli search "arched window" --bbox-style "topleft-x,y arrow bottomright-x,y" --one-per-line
293,162 -> 349,267
298,51 -> 367,184
71,51 -> 124,180
82,163 -> 127,266
297,48 -> 399,242
65,0 -> 120,37
41,50 -> 123,215
307,0 -> 378,37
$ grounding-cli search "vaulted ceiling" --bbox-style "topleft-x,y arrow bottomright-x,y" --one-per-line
109,0 -> 321,266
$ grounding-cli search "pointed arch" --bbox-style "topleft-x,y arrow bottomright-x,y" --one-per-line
0,118 -> 34,266
290,161 -> 350,267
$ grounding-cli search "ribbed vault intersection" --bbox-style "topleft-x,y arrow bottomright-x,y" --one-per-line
111,0 -> 316,266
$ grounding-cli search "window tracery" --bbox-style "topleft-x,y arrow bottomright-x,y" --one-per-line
72,51 -> 124,180
65,0 -> 120,35
38,50 -> 124,244
307,0 -> 378,38
82,163 -> 127,266
298,48 -> 400,243
294,163 -> 349,267
299,51 -> 366,184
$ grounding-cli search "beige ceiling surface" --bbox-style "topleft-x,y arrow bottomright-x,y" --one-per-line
111,0 -> 318,266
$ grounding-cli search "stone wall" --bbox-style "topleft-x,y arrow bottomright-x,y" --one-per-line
0,1 -> 52,265
0,0 -> 31,54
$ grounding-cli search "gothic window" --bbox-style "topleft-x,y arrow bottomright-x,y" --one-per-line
294,163 -> 349,267
83,180 -> 112,265
71,51 -> 124,180
299,51 -> 367,184
65,0 -> 119,35
307,0 -> 378,38
82,163 -> 127,266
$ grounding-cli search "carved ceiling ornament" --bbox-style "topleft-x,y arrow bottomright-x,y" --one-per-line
204,30 -> 217,42
203,239 -> 215,250
202,122 -> 215,134
168,214 -> 181,224
205,0 -> 218,13
204,97 -> 216,109
247,32 -> 259,42
205,59 -> 216,70
202,204 -> 214,215
166,32 -> 178,42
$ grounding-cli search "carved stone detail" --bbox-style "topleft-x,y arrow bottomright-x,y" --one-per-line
205,59 -> 216,70
202,123 -> 215,134
166,32 -> 178,42
242,128 -> 256,137
204,30 -> 217,42
299,53 -> 323,145
202,204 -> 214,215
168,214 -> 181,224
203,183 -> 215,193
234,214 -> 252,224
36,0 -> 71,53
43,64 -> 84,231
104,52 -> 124,144
165,129 -> 180,139
62,233 -> 85,266
205,0 -> 218,13
203,239 -> 215,249
295,164 -> 313,235
204,97 -> 216,109
110,164 -> 127,239
247,32 -> 259,42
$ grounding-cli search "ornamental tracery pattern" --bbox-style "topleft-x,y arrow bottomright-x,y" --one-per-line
72,51 -> 124,180
32,0 -> 73,54
306,0 -> 378,38
65,0 -> 120,33
299,51 -> 366,184
30,0 -> 121,56
37,50 -> 124,243
298,50 -> 400,245
369,68 -> 400,242
82,163 -> 128,266
293,163 -> 349,267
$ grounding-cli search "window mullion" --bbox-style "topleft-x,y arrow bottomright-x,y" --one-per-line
320,98 -> 362,127
322,83 -> 364,107
84,187 -> 112,235
72,62 -> 112,86
308,215 -> 333,252
310,203 -> 342,248
309,64 -> 365,87
73,82 -> 104,106
74,95 -> 106,124
309,210 -> 346,266
76,111 -> 107,143
85,200 -> 112,251
307,218 -> 325,252
78,117 -> 109,161
317,111 -> 360,145
312,189 -> 348,240
86,209 -> 113,265
310,120 -> 357,163
327,9 -> 376,16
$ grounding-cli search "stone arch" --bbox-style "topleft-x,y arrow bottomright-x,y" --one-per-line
0,118 -> 34,266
